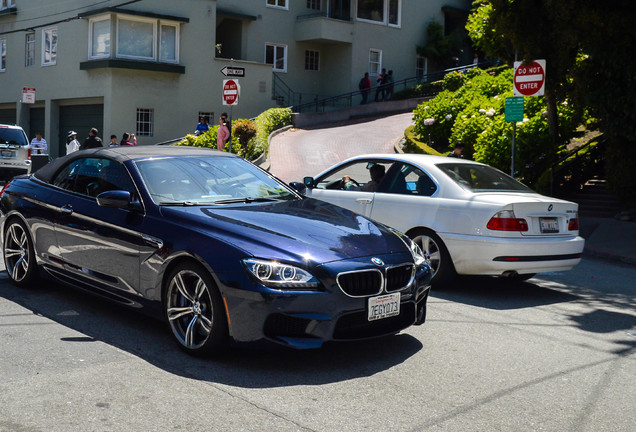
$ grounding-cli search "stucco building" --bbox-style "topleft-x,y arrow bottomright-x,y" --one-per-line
1,0 -> 470,157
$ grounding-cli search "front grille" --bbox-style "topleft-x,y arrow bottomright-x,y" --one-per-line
336,270 -> 383,297
264,314 -> 311,338
333,302 -> 415,339
386,264 -> 414,292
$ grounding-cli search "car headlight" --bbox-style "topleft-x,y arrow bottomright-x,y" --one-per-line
389,228 -> 428,266
243,258 -> 320,289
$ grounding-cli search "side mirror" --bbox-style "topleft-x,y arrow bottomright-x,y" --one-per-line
303,176 -> 315,189
288,181 -> 306,194
97,190 -> 132,209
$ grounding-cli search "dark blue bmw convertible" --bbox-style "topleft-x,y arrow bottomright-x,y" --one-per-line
0,146 -> 431,356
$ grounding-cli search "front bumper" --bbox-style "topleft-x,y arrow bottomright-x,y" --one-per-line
220,256 -> 432,349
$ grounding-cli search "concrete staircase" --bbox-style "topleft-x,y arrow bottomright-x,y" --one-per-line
567,178 -> 623,218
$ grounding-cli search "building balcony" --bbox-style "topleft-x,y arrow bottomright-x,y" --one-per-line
294,14 -> 353,44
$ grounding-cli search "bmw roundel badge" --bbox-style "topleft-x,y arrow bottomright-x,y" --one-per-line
371,257 -> 384,266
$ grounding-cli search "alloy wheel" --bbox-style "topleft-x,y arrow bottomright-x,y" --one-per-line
412,233 -> 441,279
4,222 -> 31,283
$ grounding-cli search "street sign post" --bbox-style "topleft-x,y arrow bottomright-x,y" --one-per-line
220,66 -> 245,77
222,79 -> 239,106
513,59 -> 546,97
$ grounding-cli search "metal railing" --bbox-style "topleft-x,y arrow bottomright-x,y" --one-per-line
549,136 -> 606,196
284,62 -> 493,114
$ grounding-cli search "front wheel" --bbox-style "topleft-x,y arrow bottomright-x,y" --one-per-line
164,262 -> 228,356
3,219 -> 39,287
409,229 -> 456,285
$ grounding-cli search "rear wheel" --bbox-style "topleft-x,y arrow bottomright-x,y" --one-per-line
164,262 -> 228,356
409,229 -> 456,285
3,219 -> 39,287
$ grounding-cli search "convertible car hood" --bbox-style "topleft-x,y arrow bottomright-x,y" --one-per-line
160,198 -> 408,264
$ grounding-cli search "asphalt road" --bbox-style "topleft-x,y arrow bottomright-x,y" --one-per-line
1,257 -> 634,432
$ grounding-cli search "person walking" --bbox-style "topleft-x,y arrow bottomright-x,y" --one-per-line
66,131 -> 80,154
359,72 -> 371,105
195,116 -> 209,135
217,115 -> 230,151
30,132 -> 48,154
109,135 -> 118,147
374,68 -> 386,102
80,128 -> 104,150
384,70 -> 394,100
448,142 -> 464,158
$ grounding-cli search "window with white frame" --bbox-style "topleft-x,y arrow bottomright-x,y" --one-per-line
265,43 -> 287,72
369,49 -> 382,77
117,17 -> 155,60
416,55 -> 427,80
307,0 -> 320,10
89,15 -> 180,63
42,27 -> 57,66
90,17 -> 110,58
305,50 -> 319,71
136,108 -> 154,136
1,0 -> 16,10
266,0 -> 288,9
25,32 -> 35,67
0,38 -> 6,72
159,23 -> 178,63
356,0 -> 401,26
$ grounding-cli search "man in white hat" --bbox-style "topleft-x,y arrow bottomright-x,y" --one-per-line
66,131 -> 80,155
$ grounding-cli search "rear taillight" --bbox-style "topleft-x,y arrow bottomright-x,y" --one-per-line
27,148 -> 31,159
487,210 -> 529,232
568,217 -> 579,231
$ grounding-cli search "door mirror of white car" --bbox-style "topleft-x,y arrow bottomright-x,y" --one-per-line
303,176 -> 315,189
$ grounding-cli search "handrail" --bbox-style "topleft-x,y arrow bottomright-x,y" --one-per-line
549,135 -> 606,196
289,61 -> 493,113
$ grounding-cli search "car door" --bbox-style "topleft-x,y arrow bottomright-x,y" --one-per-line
368,162 -> 441,233
50,157 -> 146,300
306,159 -> 393,218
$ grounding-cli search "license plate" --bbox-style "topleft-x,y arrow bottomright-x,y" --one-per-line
1,150 -> 14,159
368,292 -> 400,321
540,217 -> 559,233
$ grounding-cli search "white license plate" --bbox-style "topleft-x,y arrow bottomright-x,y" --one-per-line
1,150 -> 14,159
540,217 -> 559,233
368,292 -> 400,321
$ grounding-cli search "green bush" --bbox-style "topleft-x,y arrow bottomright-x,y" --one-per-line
410,66 -> 585,188
254,108 -> 292,155
403,126 -> 443,155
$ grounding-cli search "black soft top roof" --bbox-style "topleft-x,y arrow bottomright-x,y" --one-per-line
33,146 -> 231,183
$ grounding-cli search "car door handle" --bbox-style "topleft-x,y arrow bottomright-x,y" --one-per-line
60,204 -> 73,214
356,198 -> 373,204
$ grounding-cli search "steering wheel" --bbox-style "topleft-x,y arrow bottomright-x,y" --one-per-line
342,178 -> 360,190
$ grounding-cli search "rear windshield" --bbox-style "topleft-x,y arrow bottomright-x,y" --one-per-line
0,128 -> 28,146
436,162 -> 532,192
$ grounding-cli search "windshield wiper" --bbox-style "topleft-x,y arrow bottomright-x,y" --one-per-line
213,197 -> 277,204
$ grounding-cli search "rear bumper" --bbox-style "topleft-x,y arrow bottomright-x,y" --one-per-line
442,233 -> 585,276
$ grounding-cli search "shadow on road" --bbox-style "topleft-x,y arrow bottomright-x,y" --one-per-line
0,276 -> 423,388
430,275 -> 579,310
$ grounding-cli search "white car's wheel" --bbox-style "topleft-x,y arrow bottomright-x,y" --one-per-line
410,229 -> 456,285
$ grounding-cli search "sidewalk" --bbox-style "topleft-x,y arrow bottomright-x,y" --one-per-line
580,217 -> 636,266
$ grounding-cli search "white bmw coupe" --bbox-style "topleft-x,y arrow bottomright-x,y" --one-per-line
295,154 -> 584,284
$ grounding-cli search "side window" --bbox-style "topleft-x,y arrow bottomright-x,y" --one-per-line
52,158 -> 135,198
380,163 -> 437,196
315,160 -> 391,192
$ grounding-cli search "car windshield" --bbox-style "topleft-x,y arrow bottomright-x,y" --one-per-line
436,162 -> 533,193
0,128 -> 28,146
135,155 -> 298,205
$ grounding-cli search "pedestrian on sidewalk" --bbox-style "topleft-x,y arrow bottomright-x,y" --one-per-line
359,72 -> 371,104
374,68 -> 386,102
30,132 -> 47,154
66,131 -> 80,154
81,128 -> 104,149
217,115 -> 230,151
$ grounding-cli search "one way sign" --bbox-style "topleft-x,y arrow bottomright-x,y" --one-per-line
220,66 -> 245,77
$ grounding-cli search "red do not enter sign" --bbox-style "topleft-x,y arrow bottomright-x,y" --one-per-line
513,60 -> 546,97
223,79 -> 239,105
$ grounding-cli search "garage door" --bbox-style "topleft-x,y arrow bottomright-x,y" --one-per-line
59,104 -> 103,156
0,108 -> 16,125
29,108 -> 45,142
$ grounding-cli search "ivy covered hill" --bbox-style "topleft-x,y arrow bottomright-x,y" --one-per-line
407,66 -> 594,194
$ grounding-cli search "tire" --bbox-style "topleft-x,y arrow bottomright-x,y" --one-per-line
409,229 -> 456,285
3,219 -> 39,287
164,262 -> 228,356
